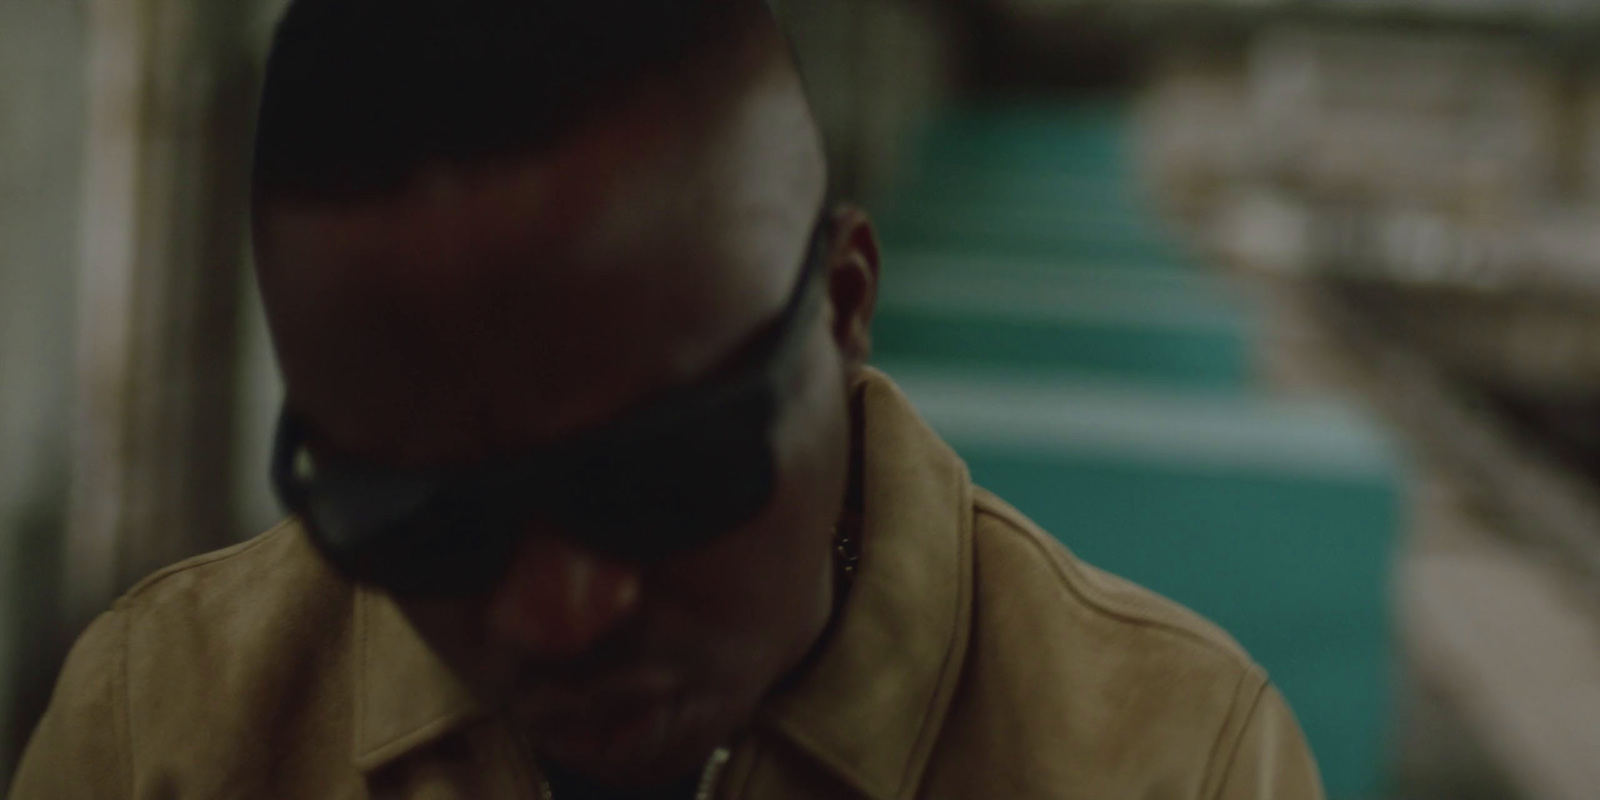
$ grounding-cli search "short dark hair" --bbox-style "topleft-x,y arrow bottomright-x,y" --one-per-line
253,0 -> 777,202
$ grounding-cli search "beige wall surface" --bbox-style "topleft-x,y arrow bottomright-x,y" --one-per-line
0,0 -> 87,785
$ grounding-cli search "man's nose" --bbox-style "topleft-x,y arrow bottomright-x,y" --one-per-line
486,535 -> 641,660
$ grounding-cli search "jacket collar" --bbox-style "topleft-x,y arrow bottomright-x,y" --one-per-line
352,586 -> 482,772
761,368 -> 975,799
352,368 -> 975,796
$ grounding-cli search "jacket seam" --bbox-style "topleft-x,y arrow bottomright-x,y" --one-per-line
762,717 -> 881,799
121,519 -> 298,600
972,501 -> 1251,661
1201,673 -> 1271,800
102,520 -> 297,795
894,465 -> 975,800
974,494 -> 1275,797
111,604 -> 135,796
354,586 -> 370,765
719,735 -> 769,800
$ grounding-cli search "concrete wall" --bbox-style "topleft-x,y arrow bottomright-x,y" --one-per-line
0,0 -> 87,784
780,0 -> 958,203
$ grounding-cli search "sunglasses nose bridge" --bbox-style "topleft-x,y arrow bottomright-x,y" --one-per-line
486,534 -> 642,660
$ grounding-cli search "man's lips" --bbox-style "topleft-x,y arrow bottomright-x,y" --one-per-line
516,666 -> 680,729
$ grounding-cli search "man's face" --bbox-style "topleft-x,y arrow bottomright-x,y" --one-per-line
255,52 -> 869,786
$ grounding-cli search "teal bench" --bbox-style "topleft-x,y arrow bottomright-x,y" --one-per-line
870,99 -> 1402,799
880,367 -> 1400,800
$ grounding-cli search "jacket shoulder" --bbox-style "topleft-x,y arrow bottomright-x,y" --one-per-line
926,488 -> 1279,797
114,517 -> 357,688
115,522 -> 359,789
8,610 -> 132,798
122,519 -> 328,602
13,522 -> 361,799
970,487 -> 1256,673
115,520 -> 355,668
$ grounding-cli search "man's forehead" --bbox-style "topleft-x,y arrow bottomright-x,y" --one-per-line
256,94 -> 823,461
257,38 -> 821,281
256,102 -> 804,353
260,98 -> 685,264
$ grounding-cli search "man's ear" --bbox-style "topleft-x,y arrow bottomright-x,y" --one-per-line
825,204 -> 881,368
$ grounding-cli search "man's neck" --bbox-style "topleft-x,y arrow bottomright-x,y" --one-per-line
542,765 -> 701,800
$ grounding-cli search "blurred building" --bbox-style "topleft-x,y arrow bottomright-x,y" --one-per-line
0,0 -> 84,776
1127,2 -> 1600,799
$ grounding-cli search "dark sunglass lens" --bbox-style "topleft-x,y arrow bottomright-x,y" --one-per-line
307,487 -> 519,598
552,418 -> 778,562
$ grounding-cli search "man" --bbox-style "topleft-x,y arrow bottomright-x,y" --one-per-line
11,1 -> 1323,797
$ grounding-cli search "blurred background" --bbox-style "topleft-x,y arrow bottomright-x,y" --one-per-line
5,0 -> 1600,797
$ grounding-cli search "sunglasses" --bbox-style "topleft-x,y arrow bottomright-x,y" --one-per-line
272,211 -> 834,598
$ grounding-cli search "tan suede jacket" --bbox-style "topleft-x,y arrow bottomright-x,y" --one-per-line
10,370 -> 1323,799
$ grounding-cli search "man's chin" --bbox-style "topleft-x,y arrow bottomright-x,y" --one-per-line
531,696 -> 736,789
540,698 -> 675,775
